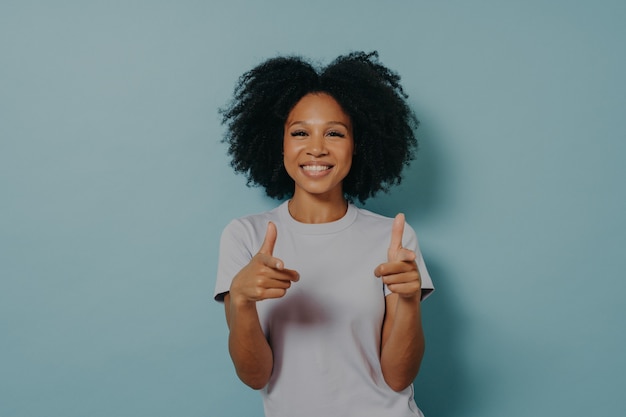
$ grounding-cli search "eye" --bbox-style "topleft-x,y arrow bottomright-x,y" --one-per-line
290,130 -> 307,137
327,131 -> 345,138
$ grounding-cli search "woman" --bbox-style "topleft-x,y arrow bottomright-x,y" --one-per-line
215,51 -> 434,417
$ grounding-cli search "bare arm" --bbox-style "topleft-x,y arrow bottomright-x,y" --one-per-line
375,214 -> 424,391
224,293 -> 274,389
223,222 -> 299,389
380,292 -> 424,391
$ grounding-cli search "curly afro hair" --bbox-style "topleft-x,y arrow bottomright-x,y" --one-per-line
220,51 -> 419,203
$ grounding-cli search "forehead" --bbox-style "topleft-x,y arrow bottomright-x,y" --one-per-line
286,93 -> 351,125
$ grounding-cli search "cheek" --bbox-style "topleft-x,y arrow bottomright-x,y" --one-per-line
282,142 -> 302,178
338,145 -> 355,168
282,138 -> 292,162
282,143 -> 298,163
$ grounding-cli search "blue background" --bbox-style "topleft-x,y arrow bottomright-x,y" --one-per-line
2,1 -> 625,416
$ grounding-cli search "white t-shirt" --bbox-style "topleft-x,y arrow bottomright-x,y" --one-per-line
215,201 -> 434,417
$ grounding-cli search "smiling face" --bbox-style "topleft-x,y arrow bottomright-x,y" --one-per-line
283,93 -> 354,201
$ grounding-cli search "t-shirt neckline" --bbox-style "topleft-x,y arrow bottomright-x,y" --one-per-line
277,200 -> 358,235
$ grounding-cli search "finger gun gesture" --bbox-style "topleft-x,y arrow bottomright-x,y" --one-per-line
375,214 -> 422,299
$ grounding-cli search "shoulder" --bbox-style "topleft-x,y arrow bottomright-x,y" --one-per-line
353,206 -> 417,235
221,203 -> 285,244
352,206 -> 420,254
355,206 -> 393,222
353,206 -> 394,224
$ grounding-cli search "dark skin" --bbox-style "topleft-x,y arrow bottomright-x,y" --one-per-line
223,93 -> 424,391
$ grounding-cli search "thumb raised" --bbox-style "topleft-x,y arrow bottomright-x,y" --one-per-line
258,221 -> 278,256
389,214 -> 405,252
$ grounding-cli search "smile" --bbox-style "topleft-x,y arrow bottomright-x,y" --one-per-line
301,165 -> 331,172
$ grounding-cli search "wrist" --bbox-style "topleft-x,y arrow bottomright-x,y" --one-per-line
229,291 -> 257,310
398,291 -> 421,305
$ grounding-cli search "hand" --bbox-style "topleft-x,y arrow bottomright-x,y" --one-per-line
229,222 -> 299,305
374,214 -> 422,299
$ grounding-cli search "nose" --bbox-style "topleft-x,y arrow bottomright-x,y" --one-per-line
306,133 -> 328,157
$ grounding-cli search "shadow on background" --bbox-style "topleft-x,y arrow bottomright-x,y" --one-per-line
361,108 -> 448,222
414,258 -> 469,417
365,115 -> 471,416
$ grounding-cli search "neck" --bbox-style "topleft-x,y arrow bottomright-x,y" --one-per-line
288,192 -> 348,224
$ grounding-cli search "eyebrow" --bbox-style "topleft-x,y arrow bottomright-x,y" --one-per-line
287,121 -> 350,129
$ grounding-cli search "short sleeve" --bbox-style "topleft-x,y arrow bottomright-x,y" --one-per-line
214,219 -> 255,302
383,222 -> 434,301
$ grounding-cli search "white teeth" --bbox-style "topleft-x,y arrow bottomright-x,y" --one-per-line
302,165 -> 330,172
